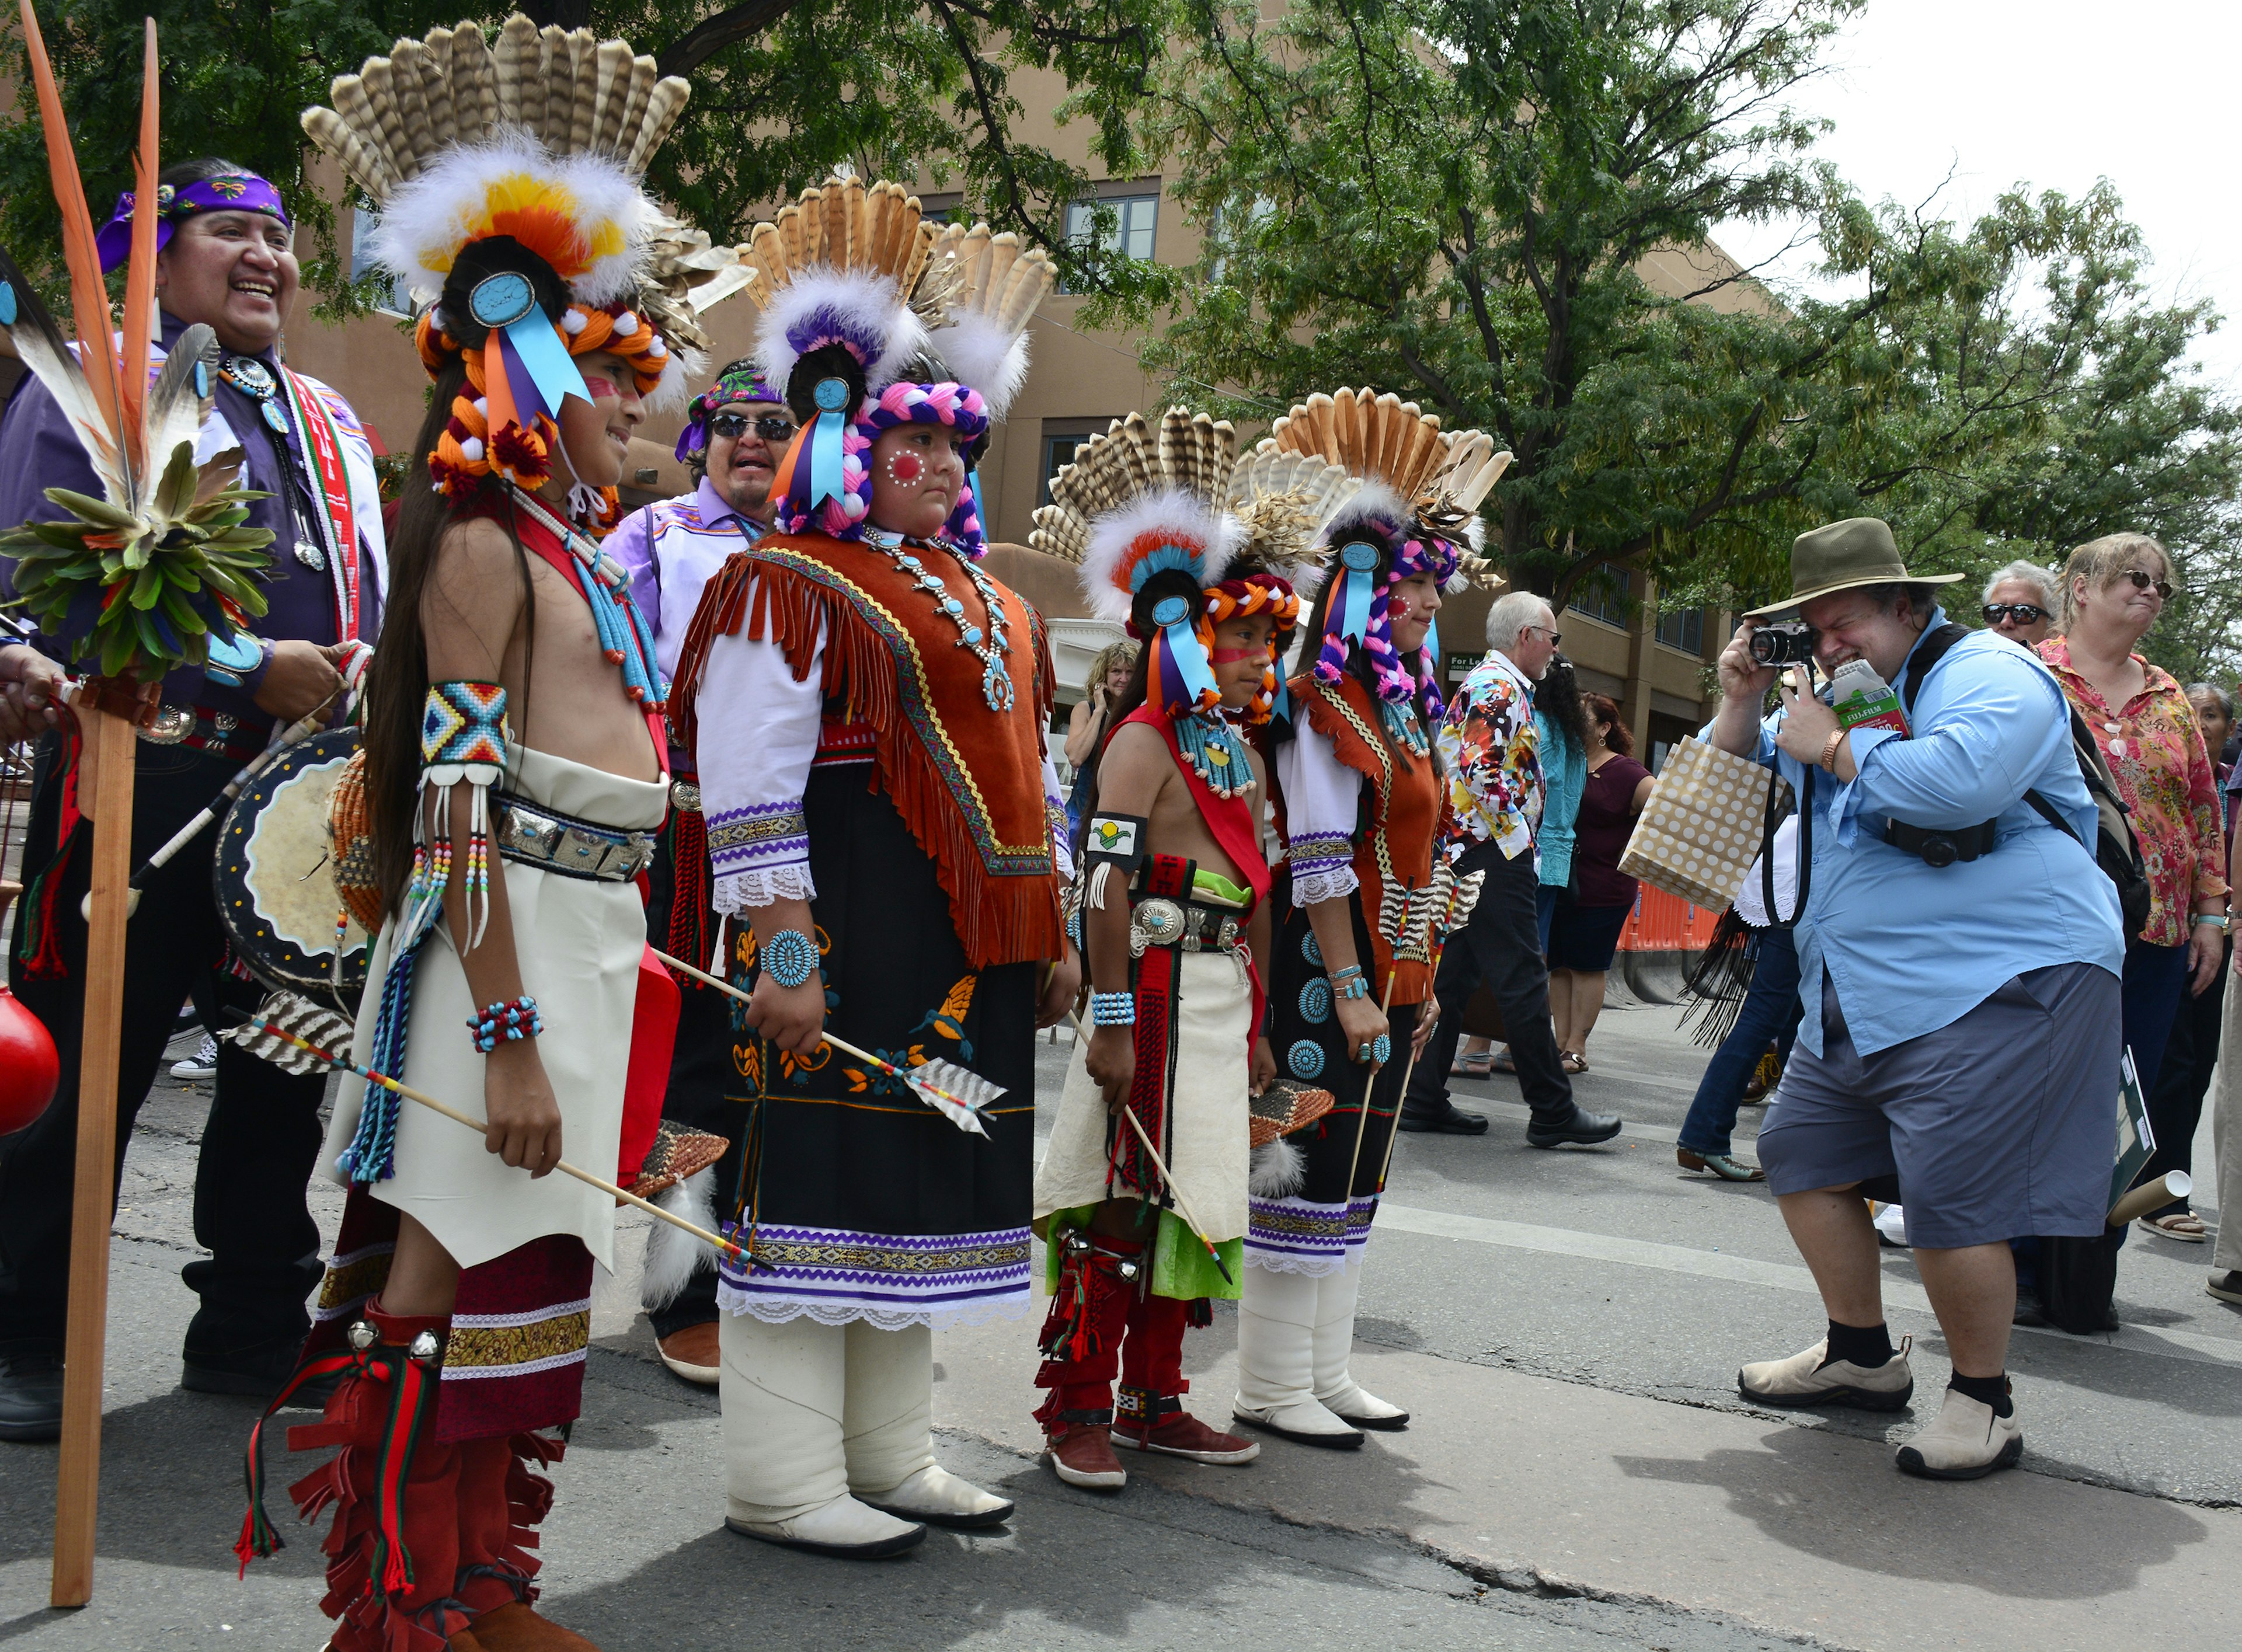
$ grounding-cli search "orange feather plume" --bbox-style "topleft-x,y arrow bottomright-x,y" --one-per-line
17,0 -> 126,462
118,17 -> 159,482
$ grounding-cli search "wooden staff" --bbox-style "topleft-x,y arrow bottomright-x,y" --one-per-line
1339,965 -> 1401,1202
53,693 -> 136,1608
1065,1010 -> 1233,1285
240,1015 -> 745,1260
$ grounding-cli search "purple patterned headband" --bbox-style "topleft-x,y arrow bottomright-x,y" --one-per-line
675,363 -> 785,462
95,174 -> 291,273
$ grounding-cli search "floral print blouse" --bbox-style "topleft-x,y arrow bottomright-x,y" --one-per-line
2038,638 -> 2227,946
1438,650 -> 1543,861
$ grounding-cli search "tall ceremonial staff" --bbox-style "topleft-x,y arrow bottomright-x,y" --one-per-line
0,11 -> 284,1605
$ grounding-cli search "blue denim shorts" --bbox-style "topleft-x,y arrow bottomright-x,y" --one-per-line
1757,963 -> 2119,1249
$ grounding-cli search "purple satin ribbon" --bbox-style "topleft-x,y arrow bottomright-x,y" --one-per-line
95,174 -> 291,272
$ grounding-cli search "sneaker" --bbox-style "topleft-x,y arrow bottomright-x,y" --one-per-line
170,1033 -> 218,1081
1895,1385 -> 2022,1480
1738,1335 -> 1914,1411
1112,1404 -> 1261,1465
1045,1422 -> 1127,1490
2209,1271 -> 2242,1306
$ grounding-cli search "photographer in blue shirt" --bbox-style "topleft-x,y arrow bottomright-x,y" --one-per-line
1707,518 -> 2123,1482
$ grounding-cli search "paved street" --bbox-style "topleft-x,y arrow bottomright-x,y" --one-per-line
2,998 -> 2236,1650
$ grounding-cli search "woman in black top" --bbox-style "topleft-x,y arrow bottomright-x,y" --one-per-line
1546,693 -> 1654,1071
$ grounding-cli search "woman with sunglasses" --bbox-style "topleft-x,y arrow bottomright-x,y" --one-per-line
603,359 -> 795,1389
2038,534 -> 2228,1118
1979,560 -> 2060,648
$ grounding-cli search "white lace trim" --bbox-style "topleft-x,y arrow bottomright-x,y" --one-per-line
713,865 -> 817,914
1242,1250 -> 1357,1277
1289,866 -> 1360,905
715,1281 -> 1031,1332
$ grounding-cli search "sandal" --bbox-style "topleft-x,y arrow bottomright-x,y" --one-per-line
1677,1147 -> 1764,1182
2140,1211 -> 2209,1242
1560,1051 -> 1588,1074
1491,1048 -> 1516,1073
1449,1051 -> 1494,1078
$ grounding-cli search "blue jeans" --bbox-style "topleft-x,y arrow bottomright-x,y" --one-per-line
1677,927 -> 1803,1158
2120,935 -> 2189,1100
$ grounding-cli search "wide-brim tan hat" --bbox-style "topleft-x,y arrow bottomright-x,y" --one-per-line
1743,517 -> 1964,618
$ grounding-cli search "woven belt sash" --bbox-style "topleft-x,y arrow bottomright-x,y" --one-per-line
495,794 -> 656,882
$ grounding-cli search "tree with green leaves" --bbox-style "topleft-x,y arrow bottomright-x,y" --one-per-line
1113,0 -> 2242,666
0,1 -> 1167,309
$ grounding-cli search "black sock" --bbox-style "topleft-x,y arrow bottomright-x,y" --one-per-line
1948,1371 -> 2014,1416
1821,1319 -> 1894,1369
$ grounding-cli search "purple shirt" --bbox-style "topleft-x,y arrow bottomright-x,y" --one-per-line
0,311 -> 384,724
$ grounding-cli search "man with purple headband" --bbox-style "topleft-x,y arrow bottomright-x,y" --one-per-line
601,358 -> 795,1388
0,157 -> 385,1441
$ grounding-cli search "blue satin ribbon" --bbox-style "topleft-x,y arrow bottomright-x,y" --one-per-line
1425,614 -> 1441,671
1152,593 -> 1220,707
1336,541 -> 1380,643
808,377 -> 851,507
505,314 -> 589,421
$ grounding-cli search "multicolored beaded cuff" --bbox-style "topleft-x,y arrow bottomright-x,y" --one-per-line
468,995 -> 544,1054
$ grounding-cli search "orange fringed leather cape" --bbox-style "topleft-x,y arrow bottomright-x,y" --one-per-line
1291,671 -> 1440,1006
670,532 -> 1063,969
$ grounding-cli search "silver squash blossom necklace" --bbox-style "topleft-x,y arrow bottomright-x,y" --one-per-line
864,527 -> 1015,712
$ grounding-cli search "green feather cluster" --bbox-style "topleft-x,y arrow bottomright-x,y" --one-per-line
0,440 -> 275,680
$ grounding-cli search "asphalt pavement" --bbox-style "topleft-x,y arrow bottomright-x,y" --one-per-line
1,998 -> 2236,1650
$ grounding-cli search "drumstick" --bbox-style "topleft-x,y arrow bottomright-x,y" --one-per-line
235,1013 -> 747,1260
649,947 -> 1002,1134
1067,1010 -> 1233,1285
88,684 -> 347,921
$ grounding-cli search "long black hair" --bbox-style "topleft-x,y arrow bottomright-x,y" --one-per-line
1536,654 -> 1591,758
361,239 -> 564,911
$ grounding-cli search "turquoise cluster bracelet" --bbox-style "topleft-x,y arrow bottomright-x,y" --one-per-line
468,995 -> 543,1054
1089,990 -> 1136,1027
1331,963 -> 1369,1002
762,928 -> 819,989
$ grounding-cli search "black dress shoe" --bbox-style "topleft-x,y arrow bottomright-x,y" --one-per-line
1398,1101 -> 1491,1134
0,1342 -> 64,1442
1526,1106 -> 1622,1148
183,1337 -> 337,1409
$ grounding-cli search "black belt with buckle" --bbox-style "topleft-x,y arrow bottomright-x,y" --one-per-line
1884,817 -> 2000,867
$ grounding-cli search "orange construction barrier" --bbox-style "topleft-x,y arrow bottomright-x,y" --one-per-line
1616,883 -> 1724,953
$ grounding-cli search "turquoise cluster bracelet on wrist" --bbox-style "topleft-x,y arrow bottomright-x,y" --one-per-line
1089,990 -> 1136,1027
1331,963 -> 1370,1002
468,995 -> 543,1054
761,928 -> 819,988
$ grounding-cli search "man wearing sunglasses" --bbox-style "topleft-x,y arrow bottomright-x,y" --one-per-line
1979,561 -> 2060,649
604,359 -> 795,1388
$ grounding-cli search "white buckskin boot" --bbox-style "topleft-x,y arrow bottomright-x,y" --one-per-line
1312,1263 -> 1408,1430
719,1311 -> 927,1557
1233,1265 -> 1362,1448
842,1320 -> 1014,1528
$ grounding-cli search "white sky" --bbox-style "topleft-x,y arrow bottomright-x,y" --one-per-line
1714,0 -> 2242,391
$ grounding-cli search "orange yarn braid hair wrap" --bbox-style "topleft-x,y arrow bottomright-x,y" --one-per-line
417,302 -> 668,517
1204,574 -> 1303,726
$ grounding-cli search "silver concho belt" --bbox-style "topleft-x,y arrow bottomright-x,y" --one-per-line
1128,895 -> 1245,959
495,795 -> 655,883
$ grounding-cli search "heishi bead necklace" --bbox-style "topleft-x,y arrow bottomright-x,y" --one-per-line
506,485 -> 667,707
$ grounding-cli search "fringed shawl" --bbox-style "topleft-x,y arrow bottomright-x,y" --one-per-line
672,531 -> 1062,968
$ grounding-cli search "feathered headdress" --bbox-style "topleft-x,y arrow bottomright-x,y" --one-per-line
1033,410 -> 1297,776
301,16 -> 694,518
746,178 -> 1052,555
1272,389 -> 1512,712
0,11 -> 274,688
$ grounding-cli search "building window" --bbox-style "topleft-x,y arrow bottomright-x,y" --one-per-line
1568,562 -> 1630,628
1654,603 -> 1705,654
1039,429 -> 1101,506
351,207 -> 409,316
1060,194 -> 1157,291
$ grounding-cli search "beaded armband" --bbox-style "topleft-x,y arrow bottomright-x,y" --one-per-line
416,682 -> 510,952
1081,811 -> 1148,915
468,995 -> 545,1054
761,928 -> 818,989
1089,990 -> 1137,1027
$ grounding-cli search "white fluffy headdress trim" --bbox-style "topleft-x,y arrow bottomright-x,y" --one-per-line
926,309 -> 1031,419
1322,480 -> 1414,545
1078,486 -> 1245,625
372,132 -> 653,309
753,266 -> 929,405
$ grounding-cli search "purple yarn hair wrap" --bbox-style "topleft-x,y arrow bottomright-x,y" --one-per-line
773,379 -> 993,556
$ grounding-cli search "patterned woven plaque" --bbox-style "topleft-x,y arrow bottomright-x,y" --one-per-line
1618,736 -> 1773,911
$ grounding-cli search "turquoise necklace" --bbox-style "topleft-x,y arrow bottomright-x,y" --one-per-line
864,527 -> 1015,712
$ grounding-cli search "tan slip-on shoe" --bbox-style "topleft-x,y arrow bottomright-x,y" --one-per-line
1046,1422 -> 1128,1490
1895,1385 -> 2023,1480
1738,1335 -> 1914,1412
